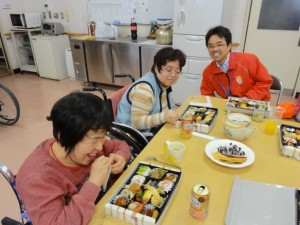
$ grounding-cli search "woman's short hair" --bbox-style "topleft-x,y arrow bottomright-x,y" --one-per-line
151,47 -> 186,73
48,92 -> 111,155
205,25 -> 232,47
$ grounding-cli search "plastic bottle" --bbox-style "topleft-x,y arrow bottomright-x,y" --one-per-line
90,21 -> 96,36
131,18 -> 137,40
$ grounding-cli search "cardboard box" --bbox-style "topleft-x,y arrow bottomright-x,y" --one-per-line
105,162 -> 182,225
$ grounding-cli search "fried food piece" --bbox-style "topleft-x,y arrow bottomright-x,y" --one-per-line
142,189 -> 152,204
113,196 -> 129,207
133,203 -> 144,213
238,100 -> 248,109
212,152 -> 247,164
143,184 -> 163,206
129,183 -> 141,193
152,210 -> 159,219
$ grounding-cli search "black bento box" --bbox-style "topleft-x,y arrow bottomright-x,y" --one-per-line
279,124 -> 300,160
105,162 -> 182,225
180,104 -> 218,134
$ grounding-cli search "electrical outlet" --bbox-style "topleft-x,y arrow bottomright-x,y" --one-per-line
60,12 -> 64,19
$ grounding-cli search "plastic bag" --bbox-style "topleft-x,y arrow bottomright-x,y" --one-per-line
96,22 -> 117,39
278,102 -> 296,119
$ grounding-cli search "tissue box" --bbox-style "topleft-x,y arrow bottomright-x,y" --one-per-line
179,104 -> 218,134
105,162 -> 182,225
224,97 -> 270,116
279,124 -> 300,160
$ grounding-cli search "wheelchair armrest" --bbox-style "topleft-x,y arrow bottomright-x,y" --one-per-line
1,217 -> 23,225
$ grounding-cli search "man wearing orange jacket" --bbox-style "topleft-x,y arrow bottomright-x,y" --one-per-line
200,25 -> 272,101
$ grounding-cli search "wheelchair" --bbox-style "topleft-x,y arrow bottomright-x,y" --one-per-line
0,162 -> 32,225
0,83 -> 20,125
82,74 -> 149,166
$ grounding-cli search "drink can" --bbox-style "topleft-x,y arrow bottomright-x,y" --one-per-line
190,184 -> 209,220
181,114 -> 193,138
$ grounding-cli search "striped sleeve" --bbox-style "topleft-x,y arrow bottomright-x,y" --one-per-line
129,83 -> 167,130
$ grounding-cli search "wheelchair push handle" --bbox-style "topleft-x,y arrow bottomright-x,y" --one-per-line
82,87 -> 108,101
114,74 -> 135,83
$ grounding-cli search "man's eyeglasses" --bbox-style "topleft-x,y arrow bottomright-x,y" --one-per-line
207,43 -> 227,50
161,67 -> 182,76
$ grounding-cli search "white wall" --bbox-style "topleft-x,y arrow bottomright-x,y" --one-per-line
0,0 -> 43,69
0,0 -> 152,70
245,0 -> 300,93
0,0 -> 90,70
41,0 -> 88,33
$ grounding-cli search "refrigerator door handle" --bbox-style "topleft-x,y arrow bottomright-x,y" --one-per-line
182,73 -> 201,80
185,35 -> 204,43
178,9 -> 185,28
74,62 -> 80,74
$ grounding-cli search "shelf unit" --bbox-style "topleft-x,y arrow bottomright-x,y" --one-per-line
10,27 -> 41,73
0,33 -> 10,77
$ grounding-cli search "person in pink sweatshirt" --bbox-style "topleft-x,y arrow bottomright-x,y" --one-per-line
16,92 -> 131,225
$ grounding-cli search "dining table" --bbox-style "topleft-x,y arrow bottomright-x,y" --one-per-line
88,95 -> 300,225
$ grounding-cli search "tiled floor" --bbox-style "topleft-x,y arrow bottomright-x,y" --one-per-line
0,73 -> 297,221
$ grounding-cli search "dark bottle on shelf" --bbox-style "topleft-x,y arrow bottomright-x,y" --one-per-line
131,18 -> 137,40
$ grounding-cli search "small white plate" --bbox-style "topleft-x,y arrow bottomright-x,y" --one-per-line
205,139 -> 255,168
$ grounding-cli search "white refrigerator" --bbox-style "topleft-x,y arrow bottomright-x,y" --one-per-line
31,34 -> 70,80
172,0 -> 240,105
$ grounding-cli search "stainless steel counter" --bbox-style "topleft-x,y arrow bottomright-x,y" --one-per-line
69,37 -> 170,85
71,36 -> 169,47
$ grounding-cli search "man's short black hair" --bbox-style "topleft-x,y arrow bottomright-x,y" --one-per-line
205,25 -> 232,47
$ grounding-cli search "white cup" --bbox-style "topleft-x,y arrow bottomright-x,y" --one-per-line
167,142 -> 185,163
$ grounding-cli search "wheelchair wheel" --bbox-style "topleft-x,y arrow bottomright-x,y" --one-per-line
0,84 -> 20,125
